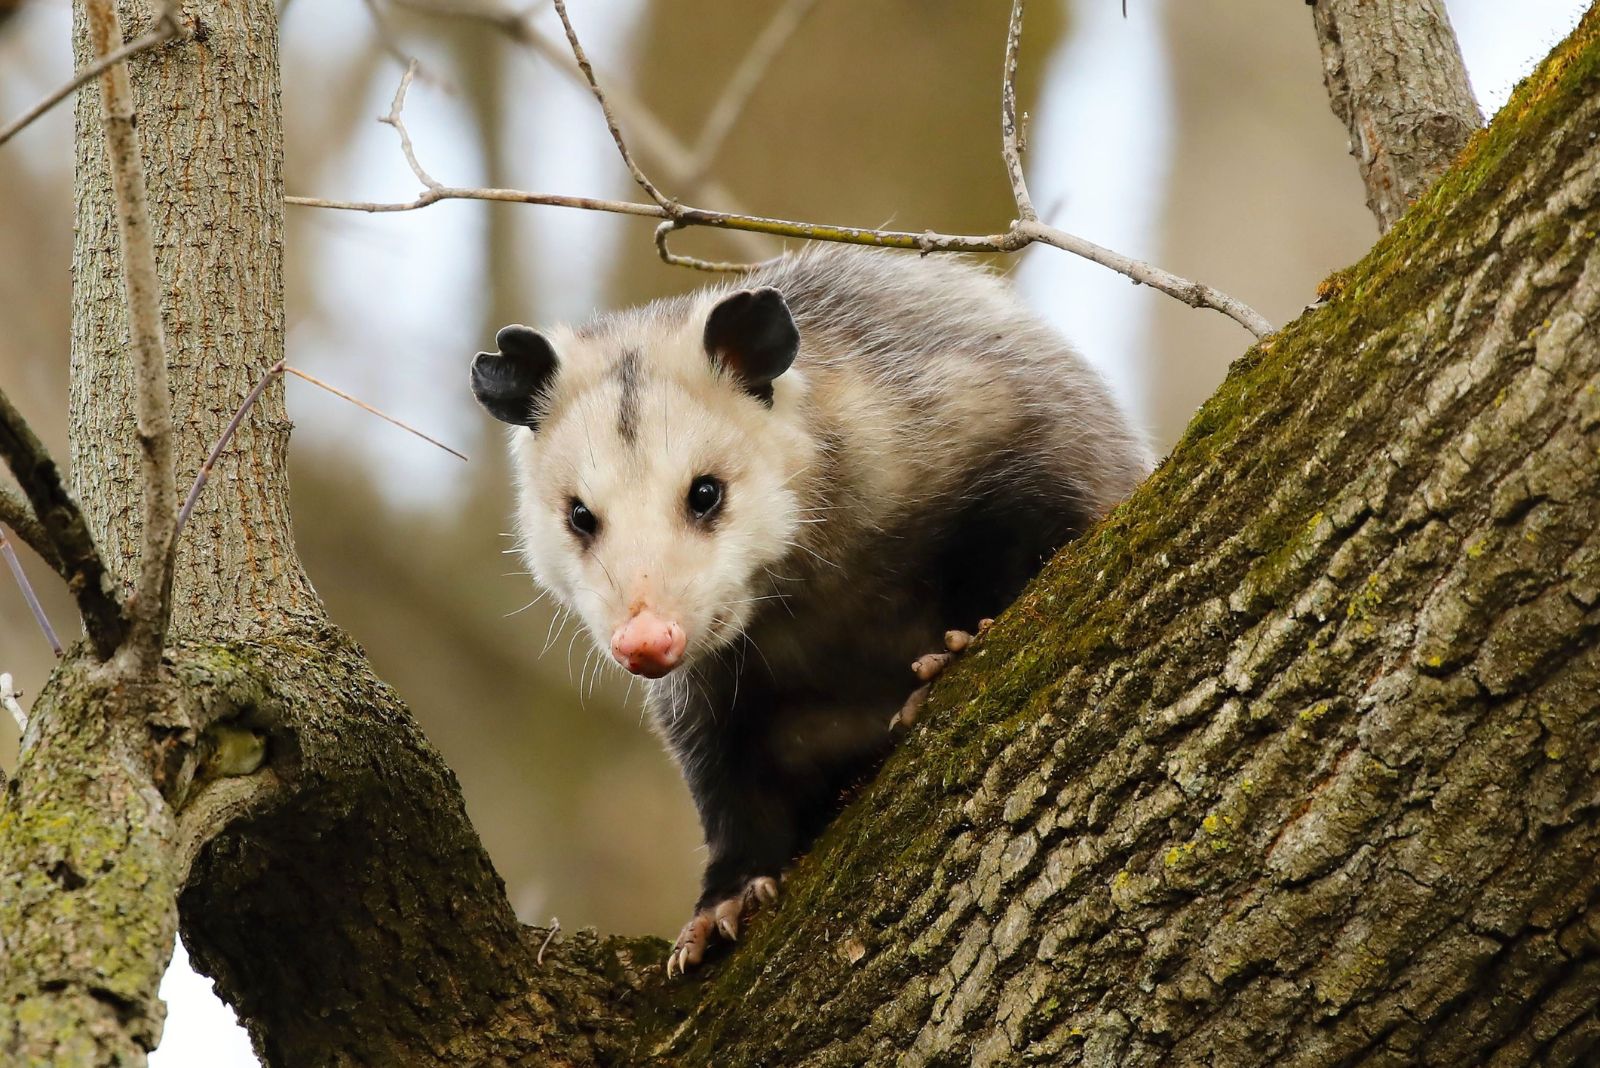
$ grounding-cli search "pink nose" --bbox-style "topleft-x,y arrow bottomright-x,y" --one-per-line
610,610 -> 687,678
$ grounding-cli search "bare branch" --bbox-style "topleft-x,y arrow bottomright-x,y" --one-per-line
549,0 -> 674,211
85,0 -> 180,671
291,181 -> 1275,336
0,386 -> 126,658
387,0 -> 767,257
280,366 -> 469,461
686,0 -> 820,181
0,528 -> 62,658
1019,220 -> 1275,337
175,361 -> 285,544
654,221 -> 761,274
1000,0 -> 1037,221
0,487 -> 64,577
1310,0 -> 1482,231
0,10 -> 182,151
381,61 -> 443,191
289,13 -> 1276,339
174,360 -> 467,551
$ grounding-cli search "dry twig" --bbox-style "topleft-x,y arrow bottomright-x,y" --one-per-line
175,361 -> 467,550
281,366 -> 469,462
1000,0 -> 1037,221
1,528 -> 62,657
292,1 -> 1275,338
550,0 -> 673,211
385,0 -> 767,257
0,8 -> 183,151
86,0 -> 180,671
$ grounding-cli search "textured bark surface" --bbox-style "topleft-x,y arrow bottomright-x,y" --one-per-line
3,1 -> 1600,1066
69,0 -> 319,640
1311,0 -> 1483,231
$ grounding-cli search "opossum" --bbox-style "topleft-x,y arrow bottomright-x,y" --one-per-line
471,246 -> 1149,975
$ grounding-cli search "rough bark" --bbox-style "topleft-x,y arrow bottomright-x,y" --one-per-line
1311,0 -> 1483,231
3,1 -> 1600,1066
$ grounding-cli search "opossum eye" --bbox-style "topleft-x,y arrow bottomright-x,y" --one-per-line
686,476 -> 723,521
568,498 -> 599,539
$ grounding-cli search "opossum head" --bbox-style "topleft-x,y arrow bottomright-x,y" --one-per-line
473,287 -> 814,679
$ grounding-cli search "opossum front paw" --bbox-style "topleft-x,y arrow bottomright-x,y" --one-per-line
891,621 -> 994,729
666,875 -> 781,977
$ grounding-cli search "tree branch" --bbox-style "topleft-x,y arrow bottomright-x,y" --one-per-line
1310,0 -> 1483,230
85,0 -> 180,672
0,485 -> 64,576
288,24 -> 1277,339
0,387 -> 125,658
1000,0 -> 1037,221
0,9 -> 182,151
550,0 -> 674,212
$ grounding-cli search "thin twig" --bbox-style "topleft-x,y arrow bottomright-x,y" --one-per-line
174,361 -> 285,544
174,360 -> 467,551
282,366 -> 469,461
550,0 -> 674,211
0,486 -> 64,577
387,0 -> 766,257
538,917 -> 560,965
288,13 -> 1276,339
1000,0 -> 1037,221
654,221 -> 761,274
0,14 -> 181,151
1,528 -> 63,657
0,386 -> 125,658
686,0 -> 820,181
1,673 -> 26,733
86,0 -> 179,671
291,183 -> 1275,336
382,62 -> 442,191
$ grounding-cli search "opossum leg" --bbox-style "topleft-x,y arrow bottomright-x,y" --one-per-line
667,875 -> 780,977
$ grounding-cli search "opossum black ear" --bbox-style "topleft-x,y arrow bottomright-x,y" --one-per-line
704,287 -> 798,403
471,325 -> 559,428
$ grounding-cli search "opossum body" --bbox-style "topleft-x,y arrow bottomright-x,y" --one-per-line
471,247 -> 1149,973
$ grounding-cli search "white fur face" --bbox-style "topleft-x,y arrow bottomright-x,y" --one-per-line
509,307 -> 814,674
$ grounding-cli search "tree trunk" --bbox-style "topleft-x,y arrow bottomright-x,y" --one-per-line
3,2 -> 1600,1066
1310,0 -> 1483,231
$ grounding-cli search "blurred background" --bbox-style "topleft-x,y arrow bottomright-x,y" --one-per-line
0,0 -> 1589,1062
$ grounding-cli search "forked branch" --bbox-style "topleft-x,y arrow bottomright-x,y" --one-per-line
291,0 -> 1275,338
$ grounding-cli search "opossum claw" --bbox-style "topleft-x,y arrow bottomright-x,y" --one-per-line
668,909 -> 715,977
668,876 -> 782,976
911,651 -> 953,682
890,683 -> 931,730
897,626 -> 986,729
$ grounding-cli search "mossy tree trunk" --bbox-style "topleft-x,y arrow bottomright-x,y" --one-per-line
3,1 -> 1600,1065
